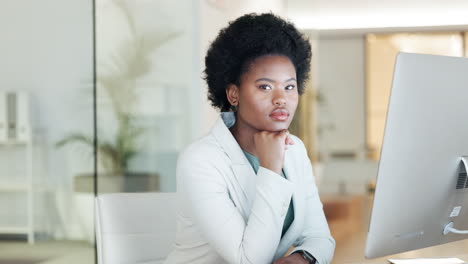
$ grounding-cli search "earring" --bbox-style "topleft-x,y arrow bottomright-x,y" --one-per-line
230,102 -> 238,112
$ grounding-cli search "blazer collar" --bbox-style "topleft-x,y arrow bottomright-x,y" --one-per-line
211,112 -> 249,165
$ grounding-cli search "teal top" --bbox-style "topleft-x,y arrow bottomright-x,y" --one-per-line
242,150 -> 294,237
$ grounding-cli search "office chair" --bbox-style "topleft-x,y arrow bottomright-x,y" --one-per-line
95,192 -> 177,264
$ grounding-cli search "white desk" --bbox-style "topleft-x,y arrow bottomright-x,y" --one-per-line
328,194 -> 468,264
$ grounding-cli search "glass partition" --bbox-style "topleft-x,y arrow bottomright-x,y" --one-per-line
0,0 -> 95,263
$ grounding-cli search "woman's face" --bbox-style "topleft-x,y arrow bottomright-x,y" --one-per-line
228,55 -> 299,132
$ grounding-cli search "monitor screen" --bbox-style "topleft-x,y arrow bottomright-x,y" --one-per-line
365,53 -> 468,258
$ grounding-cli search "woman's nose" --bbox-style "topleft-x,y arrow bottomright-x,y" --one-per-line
273,90 -> 286,106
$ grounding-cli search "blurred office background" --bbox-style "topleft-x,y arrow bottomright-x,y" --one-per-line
0,0 -> 467,263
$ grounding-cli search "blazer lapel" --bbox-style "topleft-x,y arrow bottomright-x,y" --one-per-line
211,113 -> 256,216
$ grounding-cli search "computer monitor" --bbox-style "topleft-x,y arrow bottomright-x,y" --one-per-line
365,52 -> 468,259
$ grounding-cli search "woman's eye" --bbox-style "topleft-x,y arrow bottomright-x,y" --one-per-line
259,84 -> 272,90
285,85 -> 295,90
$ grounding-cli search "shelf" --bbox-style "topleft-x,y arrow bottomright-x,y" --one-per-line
0,184 -> 28,192
0,226 -> 29,234
0,141 -> 30,146
0,92 -> 35,244
0,184 -> 48,192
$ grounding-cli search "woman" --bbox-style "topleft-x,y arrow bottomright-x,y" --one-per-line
164,13 -> 335,264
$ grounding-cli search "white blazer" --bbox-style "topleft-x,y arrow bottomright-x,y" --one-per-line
164,112 -> 335,264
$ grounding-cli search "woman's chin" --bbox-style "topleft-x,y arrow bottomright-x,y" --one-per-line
263,122 -> 290,132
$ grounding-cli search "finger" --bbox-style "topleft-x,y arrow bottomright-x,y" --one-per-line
288,135 -> 295,145
276,129 -> 289,141
286,135 -> 294,145
281,132 -> 291,147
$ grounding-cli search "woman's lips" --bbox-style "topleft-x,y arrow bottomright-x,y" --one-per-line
270,109 -> 289,121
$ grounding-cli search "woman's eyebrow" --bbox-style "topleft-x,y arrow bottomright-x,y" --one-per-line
255,77 -> 275,83
255,77 -> 297,83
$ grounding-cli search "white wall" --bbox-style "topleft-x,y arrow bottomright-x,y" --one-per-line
312,35 -> 366,156
286,0 -> 468,29
304,32 -> 376,194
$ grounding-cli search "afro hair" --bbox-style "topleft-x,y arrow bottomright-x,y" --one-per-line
204,13 -> 312,112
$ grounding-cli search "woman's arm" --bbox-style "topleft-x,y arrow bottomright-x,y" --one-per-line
289,139 -> 336,264
179,144 -> 294,264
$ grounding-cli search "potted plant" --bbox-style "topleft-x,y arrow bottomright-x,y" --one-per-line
56,112 -> 159,193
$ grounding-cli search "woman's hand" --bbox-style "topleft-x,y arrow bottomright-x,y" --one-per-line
273,252 -> 309,264
254,130 -> 294,175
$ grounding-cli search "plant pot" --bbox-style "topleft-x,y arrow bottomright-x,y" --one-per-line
74,172 -> 160,193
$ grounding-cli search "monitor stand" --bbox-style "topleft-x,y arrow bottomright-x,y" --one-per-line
443,156 -> 468,235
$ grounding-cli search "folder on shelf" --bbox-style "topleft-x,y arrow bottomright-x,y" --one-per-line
0,91 -> 30,143
15,92 -> 30,142
6,92 -> 17,141
0,92 -> 6,142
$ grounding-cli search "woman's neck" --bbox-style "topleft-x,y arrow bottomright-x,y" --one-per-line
229,117 -> 258,157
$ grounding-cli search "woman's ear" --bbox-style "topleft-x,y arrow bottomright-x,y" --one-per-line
226,84 -> 239,106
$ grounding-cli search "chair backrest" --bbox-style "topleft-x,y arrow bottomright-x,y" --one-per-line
95,192 -> 177,264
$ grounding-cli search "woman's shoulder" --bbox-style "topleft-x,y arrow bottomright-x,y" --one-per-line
178,134 -> 227,166
176,135 -> 231,186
